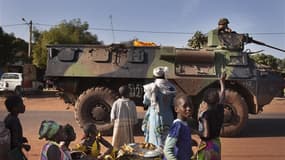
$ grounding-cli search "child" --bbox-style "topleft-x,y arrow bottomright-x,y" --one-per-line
110,85 -> 138,149
163,95 -> 193,160
197,73 -> 226,160
4,95 -> 30,160
39,120 -> 70,160
75,123 -> 115,160
60,124 -> 76,160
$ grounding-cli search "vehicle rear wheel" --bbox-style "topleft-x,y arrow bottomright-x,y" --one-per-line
221,90 -> 248,137
74,87 -> 118,135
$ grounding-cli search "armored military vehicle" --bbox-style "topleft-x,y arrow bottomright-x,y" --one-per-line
45,32 -> 285,137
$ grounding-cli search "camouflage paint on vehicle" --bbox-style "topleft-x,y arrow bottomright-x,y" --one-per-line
45,32 -> 285,137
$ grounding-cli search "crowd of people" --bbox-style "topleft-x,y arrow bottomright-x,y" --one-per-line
1,66 -> 225,160
1,18 -> 229,160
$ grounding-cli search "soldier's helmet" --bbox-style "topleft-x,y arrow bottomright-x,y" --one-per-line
218,18 -> 230,25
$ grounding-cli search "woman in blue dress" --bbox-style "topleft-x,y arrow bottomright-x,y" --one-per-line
141,66 -> 176,148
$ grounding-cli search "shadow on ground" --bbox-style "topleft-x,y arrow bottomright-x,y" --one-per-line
239,118 -> 285,137
0,90 -> 59,98
24,90 -> 59,98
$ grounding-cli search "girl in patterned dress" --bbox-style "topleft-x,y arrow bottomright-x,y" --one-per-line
197,73 -> 226,160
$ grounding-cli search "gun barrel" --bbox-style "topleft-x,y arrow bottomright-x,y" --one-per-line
251,39 -> 285,52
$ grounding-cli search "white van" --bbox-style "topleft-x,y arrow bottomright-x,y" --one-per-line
0,72 -> 44,95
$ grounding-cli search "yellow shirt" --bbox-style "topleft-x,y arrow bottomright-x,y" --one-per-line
75,133 -> 116,159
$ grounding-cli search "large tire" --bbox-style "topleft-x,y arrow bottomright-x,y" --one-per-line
74,87 -> 118,135
221,90 -> 248,137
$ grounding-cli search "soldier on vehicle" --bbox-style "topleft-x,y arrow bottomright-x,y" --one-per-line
207,18 -> 243,50
217,18 -> 233,33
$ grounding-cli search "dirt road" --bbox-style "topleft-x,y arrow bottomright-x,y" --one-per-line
1,95 -> 285,160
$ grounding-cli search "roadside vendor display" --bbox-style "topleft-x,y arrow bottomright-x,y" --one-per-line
117,142 -> 163,160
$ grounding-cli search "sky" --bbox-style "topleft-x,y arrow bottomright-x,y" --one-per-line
1,0 -> 285,58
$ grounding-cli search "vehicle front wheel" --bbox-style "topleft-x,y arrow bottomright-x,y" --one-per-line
221,90 -> 248,137
197,89 -> 248,137
74,87 -> 118,135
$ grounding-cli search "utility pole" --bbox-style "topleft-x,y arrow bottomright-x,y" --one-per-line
22,18 -> 32,58
109,15 -> 115,43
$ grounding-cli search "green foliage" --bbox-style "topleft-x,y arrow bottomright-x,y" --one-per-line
250,53 -> 284,70
187,31 -> 207,49
32,19 -> 101,68
0,27 -> 28,67
278,58 -> 285,71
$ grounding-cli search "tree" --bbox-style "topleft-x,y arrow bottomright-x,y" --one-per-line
32,19 -> 102,68
250,53 -> 280,70
0,27 -> 28,67
187,31 -> 208,49
278,58 -> 285,71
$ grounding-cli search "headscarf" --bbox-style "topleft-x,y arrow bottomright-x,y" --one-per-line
39,120 -> 60,140
153,66 -> 169,78
143,66 -> 176,113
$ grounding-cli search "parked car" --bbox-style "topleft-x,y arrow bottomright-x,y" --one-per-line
0,72 -> 44,95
